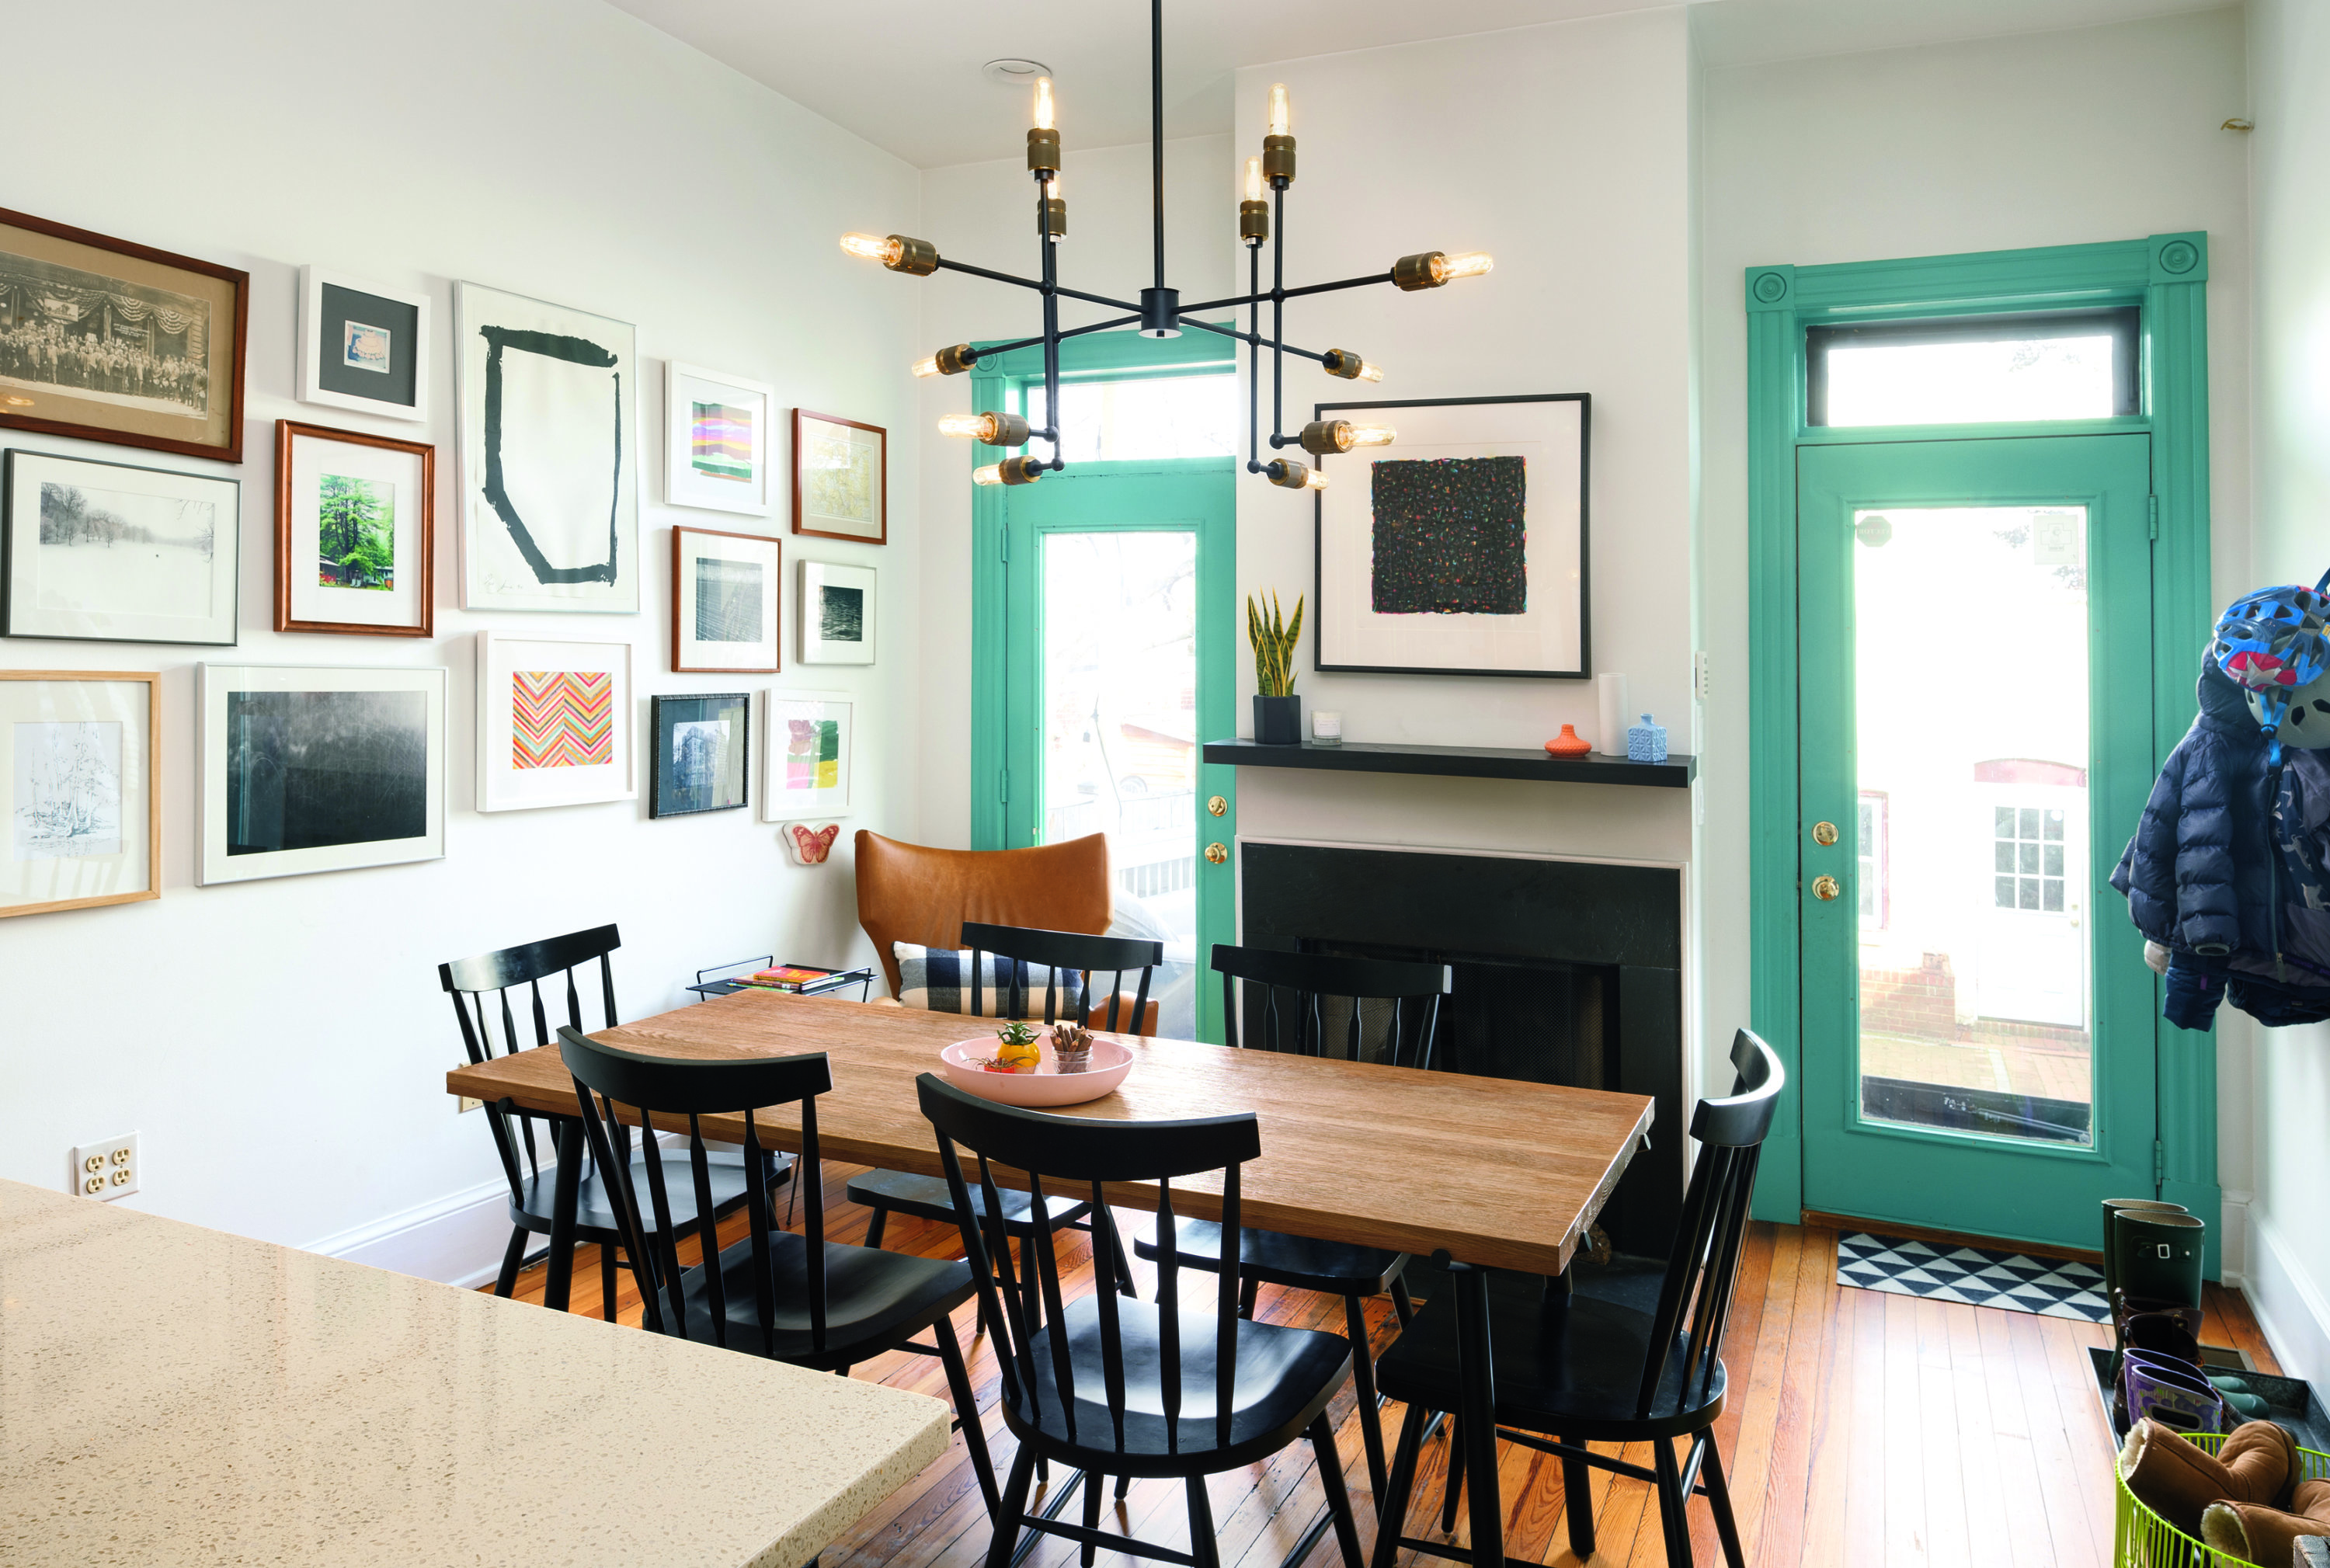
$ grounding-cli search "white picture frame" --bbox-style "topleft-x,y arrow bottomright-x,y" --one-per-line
0,671 -> 159,917
760,688 -> 854,821
196,662 -> 447,885
475,630 -> 636,812
454,281 -> 641,614
665,361 -> 774,516
798,559 -> 875,665
3,449 -> 240,646
297,266 -> 430,423
671,525 -> 780,673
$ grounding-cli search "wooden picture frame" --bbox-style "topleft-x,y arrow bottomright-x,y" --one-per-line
791,409 -> 887,544
670,525 -> 780,673
3,448 -> 241,647
274,419 -> 435,637
0,207 -> 249,463
666,362 -> 774,516
296,266 -> 429,424
0,669 -> 160,918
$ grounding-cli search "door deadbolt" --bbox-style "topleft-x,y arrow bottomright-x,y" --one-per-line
1811,821 -> 1838,847
1812,874 -> 1841,901
1205,842 -> 1229,864
1207,795 -> 1228,817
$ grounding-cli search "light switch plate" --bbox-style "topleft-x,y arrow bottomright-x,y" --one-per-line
69,1133 -> 137,1201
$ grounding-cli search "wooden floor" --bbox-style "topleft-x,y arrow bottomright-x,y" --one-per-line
498,1166 -> 2279,1567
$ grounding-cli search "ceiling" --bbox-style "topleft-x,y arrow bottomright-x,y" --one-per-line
606,0 -> 2237,169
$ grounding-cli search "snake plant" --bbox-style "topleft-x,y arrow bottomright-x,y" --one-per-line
1247,590 -> 1304,697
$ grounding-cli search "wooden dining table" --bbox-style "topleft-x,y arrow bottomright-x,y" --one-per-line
445,987 -> 1657,1568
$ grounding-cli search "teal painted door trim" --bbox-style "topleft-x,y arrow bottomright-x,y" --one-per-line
1745,235 -> 2219,1271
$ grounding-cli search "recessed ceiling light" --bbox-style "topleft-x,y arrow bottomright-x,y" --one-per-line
982,57 -> 1050,89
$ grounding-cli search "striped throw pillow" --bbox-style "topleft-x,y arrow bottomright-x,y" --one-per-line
892,942 -> 1080,1016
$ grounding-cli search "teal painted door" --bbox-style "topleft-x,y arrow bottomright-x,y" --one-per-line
996,457 -> 1237,1042
1798,434 -> 2157,1248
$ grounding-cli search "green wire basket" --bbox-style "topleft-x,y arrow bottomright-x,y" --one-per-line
2116,1428 -> 2330,1566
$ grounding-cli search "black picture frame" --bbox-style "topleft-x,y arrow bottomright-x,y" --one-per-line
649,691 -> 750,818
1312,392 -> 1591,680
4,447 -> 242,647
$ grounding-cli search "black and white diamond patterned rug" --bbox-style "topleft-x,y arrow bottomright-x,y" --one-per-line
1835,1231 -> 2111,1323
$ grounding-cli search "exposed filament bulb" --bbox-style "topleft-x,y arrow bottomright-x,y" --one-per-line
1033,76 -> 1055,131
1268,82 -> 1290,137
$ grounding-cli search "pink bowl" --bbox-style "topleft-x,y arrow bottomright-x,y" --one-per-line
939,1034 -> 1135,1107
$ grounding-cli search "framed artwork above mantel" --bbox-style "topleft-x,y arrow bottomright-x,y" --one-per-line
1313,392 -> 1590,680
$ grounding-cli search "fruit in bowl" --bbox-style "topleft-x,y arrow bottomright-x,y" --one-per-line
978,1020 -> 1044,1073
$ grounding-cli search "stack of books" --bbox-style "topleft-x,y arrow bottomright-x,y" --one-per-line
739,965 -> 840,992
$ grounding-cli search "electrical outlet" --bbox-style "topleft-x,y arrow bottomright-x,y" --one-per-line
1694,650 -> 1712,703
70,1134 -> 137,1201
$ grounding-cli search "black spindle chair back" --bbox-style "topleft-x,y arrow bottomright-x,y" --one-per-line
1213,944 -> 1451,1068
558,1026 -> 836,1354
962,921 -> 1163,1034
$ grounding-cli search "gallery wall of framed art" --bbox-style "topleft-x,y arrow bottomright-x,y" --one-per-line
0,669 -> 159,918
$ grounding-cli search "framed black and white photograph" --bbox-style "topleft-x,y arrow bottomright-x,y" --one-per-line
297,266 -> 429,423
798,559 -> 875,665
0,206 -> 249,463
1,670 -> 159,919
196,663 -> 447,885
1313,393 -> 1590,679
671,526 -> 779,673
274,420 -> 433,638
649,692 -> 749,818
454,281 -> 640,614
666,362 -> 774,516
4,449 -> 240,646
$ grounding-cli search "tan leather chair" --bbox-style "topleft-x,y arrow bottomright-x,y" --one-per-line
853,829 -> 1159,1034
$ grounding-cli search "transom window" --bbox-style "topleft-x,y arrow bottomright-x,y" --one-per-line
1807,308 -> 2140,427
1024,374 -> 1236,464
1992,805 -> 2067,912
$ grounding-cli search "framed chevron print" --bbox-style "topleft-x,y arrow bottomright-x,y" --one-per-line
475,630 -> 635,812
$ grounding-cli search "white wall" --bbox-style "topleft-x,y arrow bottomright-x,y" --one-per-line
0,0 -> 922,1275
2241,0 -> 2330,1377
1695,5 -> 2255,1252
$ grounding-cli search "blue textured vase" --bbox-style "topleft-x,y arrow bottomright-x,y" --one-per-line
1626,712 -> 1668,763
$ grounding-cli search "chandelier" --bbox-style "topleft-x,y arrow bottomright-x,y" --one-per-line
839,0 -> 1493,491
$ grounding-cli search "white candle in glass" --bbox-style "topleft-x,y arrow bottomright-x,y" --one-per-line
1311,710 -> 1343,744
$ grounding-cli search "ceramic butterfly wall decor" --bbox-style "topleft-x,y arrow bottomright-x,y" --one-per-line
784,822 -> 842,865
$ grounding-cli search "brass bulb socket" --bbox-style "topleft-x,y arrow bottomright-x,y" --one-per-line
1392,251 -> 1446,291
1267,458 -> 1313,489
1321,349 -> 1365,380
982,412 -> 1031,447
1299,419 -> 1353,457
1261,134 -> 1295,186
934,343 -> 977,376
1239,200 -> 1270,242
1027,127 -> 1062,173
1000,455 -> 1045,485
888,235 -> 940,276
1043,197 -> 1066,238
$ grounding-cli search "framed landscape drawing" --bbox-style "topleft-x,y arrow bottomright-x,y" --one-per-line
0,669 -> 158,918
454,282 -> 640,614
0,207 -> 249,463
666,362 -> 773,516
297,266 -> 429,423
760,688 -> 853,820
195,663 -> 447,886
649,692 -> 749,817
798,559 -> 875,665
3,449 -> 239,646
671,526 -> 779,673
274,420 -> 433,637
1313,393 -> 1591,679
791,409 -> 885,544
475,630 -> 635,812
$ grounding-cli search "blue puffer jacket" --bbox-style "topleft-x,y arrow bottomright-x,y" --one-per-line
2111,660 -> 2277,958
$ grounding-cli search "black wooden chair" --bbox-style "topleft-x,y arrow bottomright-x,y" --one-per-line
849,922 -> 1164,1317
440,924 -> 789,1316
1135,943 -> 1451,1501
1367,1027 -> 1785,1568
916,1071 -> 1366,1568
558,1025 -> 1000,1519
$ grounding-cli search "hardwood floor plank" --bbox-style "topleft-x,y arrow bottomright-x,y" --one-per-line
1710,1222 -> 1792,1564
1912,1296 -> 1970,1568
2005,1307 -> 2104,1568
1761,1221 -> 1844,1568
1882,1292 -> 1930,1566
1970,1306 -> 2054,1568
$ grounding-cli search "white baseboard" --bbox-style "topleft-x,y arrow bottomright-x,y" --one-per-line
2220,1187 -> 2252,1288
303,1177 -> 516,1290
2247,1207 -> 2330,1382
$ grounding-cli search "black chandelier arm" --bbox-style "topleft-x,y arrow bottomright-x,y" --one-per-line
1177,272 -> 1401,315
1247,242 -> 1261,472
1271,181 -> 1285,447
1174,315 -> 1328,365
978,314 -> 1142,360
935,256 -> 1048,294
1037,184 -> 1061,443
1052,282 -> 1149,315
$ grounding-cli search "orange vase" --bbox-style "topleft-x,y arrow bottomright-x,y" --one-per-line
1544,723 -> 1591,758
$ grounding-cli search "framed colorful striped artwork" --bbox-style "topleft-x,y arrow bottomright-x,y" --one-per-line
475,630 -> 635,812
666,362 -> 774,517
759,688 -> 853,822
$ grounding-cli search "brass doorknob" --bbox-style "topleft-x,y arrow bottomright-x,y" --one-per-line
1811,821 -> 1838,847
1207,795 -> 1228,817
1205,843 -> 1228,864
1812,874 -> 1841,901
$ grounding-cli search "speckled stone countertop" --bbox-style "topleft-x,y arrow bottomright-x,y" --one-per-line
0,1178 -> 951,1566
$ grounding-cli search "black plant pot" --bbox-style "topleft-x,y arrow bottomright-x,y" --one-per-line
1253,694 -> 1303,746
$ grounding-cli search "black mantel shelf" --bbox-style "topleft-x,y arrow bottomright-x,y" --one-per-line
1202,738 -> 1698,788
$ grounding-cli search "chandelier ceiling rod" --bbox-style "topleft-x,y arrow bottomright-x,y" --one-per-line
842,0 -> 1495,491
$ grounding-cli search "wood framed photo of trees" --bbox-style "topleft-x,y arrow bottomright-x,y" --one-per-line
0,207 -> 249,463
273,420 -> 433,638
0,669 -> 160,919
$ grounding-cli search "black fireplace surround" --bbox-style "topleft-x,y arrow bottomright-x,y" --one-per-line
1239,842 -> 1684,1258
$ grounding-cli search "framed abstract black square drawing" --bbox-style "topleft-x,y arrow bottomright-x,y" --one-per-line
297,266 -> 429,423
1313,394 -> 1589,679
196,663 -> 447,885
454,282 -> 640,614
649,692 -> 749,817
4,449 -> 240,646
